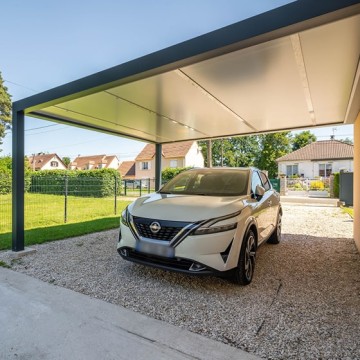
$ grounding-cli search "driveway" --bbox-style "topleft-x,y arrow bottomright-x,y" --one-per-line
1,204 -> 359,359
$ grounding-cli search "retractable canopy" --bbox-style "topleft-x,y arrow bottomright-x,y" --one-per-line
13,0 -> 360,144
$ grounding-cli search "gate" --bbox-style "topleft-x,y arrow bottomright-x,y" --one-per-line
339,172 -> 353,206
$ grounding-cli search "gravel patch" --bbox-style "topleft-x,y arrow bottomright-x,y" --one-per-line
1,204 -> 359,359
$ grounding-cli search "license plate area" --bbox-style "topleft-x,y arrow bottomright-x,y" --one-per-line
136,240 -> 174,258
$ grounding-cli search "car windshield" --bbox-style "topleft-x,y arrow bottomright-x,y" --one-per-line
159,169 -> 249,196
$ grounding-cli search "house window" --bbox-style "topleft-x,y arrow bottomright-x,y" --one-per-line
286,164 -> 298,177
319,163 -> 332,177
169,160 -> 178,168
50,161 -> 58,167
141,162 -> 149,170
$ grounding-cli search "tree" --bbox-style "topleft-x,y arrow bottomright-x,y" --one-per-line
292,130 -> 316,151
254,132 -> 292,178
199,136 -> 259,168
0,72 -> 12,151
62,157 -> 71,168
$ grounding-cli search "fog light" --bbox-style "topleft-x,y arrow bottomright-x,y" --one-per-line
119,248 -> 128,257
189,262 -> 206,272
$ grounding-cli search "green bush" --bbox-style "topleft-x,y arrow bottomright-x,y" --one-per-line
333,172 -> 339,198
162,167 -> 192,184
29,169 -> 121,197
294,182 -> 303,190
0,157 -> 31,194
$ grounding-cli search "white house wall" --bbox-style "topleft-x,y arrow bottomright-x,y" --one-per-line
41,156 -> 67,170
184,142 -> 204,168
278,160 -> 354,178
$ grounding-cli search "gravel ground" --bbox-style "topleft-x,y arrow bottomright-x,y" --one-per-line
1,204 -> 359,359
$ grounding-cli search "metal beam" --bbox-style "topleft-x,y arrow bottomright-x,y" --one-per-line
155,144 -> 162,191
12,110 -> 25,251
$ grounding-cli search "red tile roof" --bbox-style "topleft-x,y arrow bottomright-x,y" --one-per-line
118,161 -> 135,178
135,141 -> 196,161
276,140 -> 354,162
28,153 -> 65,170
71,155 -> 118,170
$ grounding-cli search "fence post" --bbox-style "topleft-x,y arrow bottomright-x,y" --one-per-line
124,179 -> 127,196
148,178 -> 150,194
139,179 -> 142,196
279,174 -> 287,196
64,175 -> 68,223
114,175 -> 118,215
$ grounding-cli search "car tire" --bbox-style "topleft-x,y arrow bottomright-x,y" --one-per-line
268,211 -> 282,244
231,229 -> 256,285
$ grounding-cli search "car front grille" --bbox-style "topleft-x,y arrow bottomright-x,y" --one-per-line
119,247 -> 212,274
132,216 -> 191,241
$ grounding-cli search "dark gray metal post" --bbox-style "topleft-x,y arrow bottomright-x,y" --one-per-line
114,175 -> 117,215
64,175 -> 68,223
12,110 -> 25,251
155,144 -> 162,191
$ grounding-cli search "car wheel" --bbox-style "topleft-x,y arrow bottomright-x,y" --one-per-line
232,229 -> 256,285
268,211 -> 282,244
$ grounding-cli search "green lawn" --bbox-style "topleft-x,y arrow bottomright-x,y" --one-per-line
0,193 -> 131,250
341,206 -> 354,218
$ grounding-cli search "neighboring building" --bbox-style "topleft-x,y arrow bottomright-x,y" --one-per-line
276,140 -> 354,178
118,161 -> 136,180
135,141 -> 204,179
28,153 -> 67,171
70,155 -> 120,170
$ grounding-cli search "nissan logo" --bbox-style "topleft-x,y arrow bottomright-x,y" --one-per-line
149,222 -> 161,234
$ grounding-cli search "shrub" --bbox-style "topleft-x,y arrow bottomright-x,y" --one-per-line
310,180 -> 325,190
333,173 -> 339,198
294,182 -> 303,190
162,167 -> 192,184
29,169 -> 121,197
0,157 -> 31,194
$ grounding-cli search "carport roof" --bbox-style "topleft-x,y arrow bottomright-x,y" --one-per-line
13,0 -> 360,145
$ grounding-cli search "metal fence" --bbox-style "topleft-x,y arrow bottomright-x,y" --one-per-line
0,175 -> 122,234
286,177 -> 330,197
121,178 -> 156,197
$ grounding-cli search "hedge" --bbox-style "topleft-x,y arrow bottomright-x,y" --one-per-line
29,169 -> 121,198
162,167 -> 192,184
333,172 -> 339,198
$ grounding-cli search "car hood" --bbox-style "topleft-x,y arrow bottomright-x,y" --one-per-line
128,192 -> 248,222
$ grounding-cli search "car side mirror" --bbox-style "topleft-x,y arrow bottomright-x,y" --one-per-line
255,184 -> 265,199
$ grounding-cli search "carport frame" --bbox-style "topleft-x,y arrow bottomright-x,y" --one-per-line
12,0 -> 360,252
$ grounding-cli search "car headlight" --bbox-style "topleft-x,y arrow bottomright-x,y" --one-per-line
193,211 -> 241,235
121,207 -> 129,227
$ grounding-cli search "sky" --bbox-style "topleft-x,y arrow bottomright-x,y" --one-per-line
0,0 -> 354,161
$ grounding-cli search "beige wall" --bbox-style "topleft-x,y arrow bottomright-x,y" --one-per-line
354,114 -> 360,252
136,159 -> 156,179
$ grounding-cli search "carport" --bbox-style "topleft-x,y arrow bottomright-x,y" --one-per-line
12,0 -> 360,252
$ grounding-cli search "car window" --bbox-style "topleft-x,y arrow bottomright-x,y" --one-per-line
251,171 -> 263,196
160,169 -> 249,196
259,172 -> 271,191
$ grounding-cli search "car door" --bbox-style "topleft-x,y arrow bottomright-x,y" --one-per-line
259,171 -> 279,228
250,170 -> 273,243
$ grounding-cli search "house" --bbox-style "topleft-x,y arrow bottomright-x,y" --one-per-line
70,155 -> 120,170
276,140 -> 354,178
118,161 -> 136,180
135,141 -> 204,179
28,153 -> 67,171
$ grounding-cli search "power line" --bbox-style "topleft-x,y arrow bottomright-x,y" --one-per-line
3,79 -> 38,93
25,124 -> 60,131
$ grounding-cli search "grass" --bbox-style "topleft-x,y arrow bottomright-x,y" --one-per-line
341,206 -> 354,218
0,193 -> 131,250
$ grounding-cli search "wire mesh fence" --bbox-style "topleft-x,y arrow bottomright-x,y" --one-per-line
121,178 -> 156,197
0,174 -> 122,234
